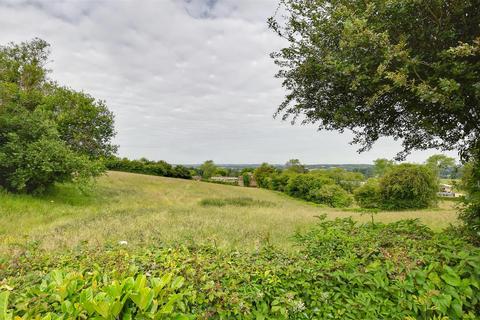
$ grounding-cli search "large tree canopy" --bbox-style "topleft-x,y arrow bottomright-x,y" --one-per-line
269,0 -> 480,241
269,0 -> 480,160
0,39 -> 116,193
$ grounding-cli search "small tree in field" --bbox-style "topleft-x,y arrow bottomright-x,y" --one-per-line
199,160 -> 217,179
425,154 -> 456,178
379,164 -> 438,210
285,159 -> 307,173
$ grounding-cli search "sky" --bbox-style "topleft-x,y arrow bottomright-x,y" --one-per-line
0,0 -> 458,164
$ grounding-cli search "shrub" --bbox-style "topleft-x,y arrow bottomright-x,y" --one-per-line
268,172 -> 293,191
0,39 -> 116,193
0,109 -> 102,193
253,163 -> 276,188
286,174 -> 333,199
2,219 -> 479,319
309,184 -> 353,207
242,173 -> 251,187
379,164 -> 438,210
354,178 -> 381,208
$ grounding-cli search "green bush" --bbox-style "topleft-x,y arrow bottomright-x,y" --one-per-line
253,163 -> 276,188
242,173 -> 251,187
379,164 -> 438,210
458,160 -> 480,244
0,109 -> 101,193
268,172 -> 293,191
354,178 -> 381,208
309,184 -> 353,207
285,174 -> 333,199
1,218 -> 479,319
0,39 -> 116,193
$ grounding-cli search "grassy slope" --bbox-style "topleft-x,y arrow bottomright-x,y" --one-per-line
0,171 -> 459,254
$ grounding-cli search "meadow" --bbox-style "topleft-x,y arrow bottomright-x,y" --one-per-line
1,171 -> 478,319
0,171 -> 459,255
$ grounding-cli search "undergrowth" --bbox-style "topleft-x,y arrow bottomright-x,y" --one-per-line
0,218 -> 478,319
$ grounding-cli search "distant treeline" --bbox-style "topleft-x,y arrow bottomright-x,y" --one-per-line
105,158 -> 192,179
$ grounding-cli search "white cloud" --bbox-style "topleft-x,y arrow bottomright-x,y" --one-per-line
0,0 -> 458,164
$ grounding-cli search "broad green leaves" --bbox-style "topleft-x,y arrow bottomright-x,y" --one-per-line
1,219 -> 479,319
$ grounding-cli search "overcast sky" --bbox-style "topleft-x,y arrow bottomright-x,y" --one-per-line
0,0 -> 458,164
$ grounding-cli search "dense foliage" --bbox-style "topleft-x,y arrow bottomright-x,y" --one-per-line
253,165 -> 364,208
354,178 -> 382,209
253,163 -> 277,188
356,165 -> 438,210
425,154 -> 457,179
0,39 -> 116,193
269,0 -> 479,159
269,0 -> 480,240
379,164 -> 438,210
106,157 -> 192,180
459,161 -> 480,244
1,218 -> 478,319
198,160 -> 217,179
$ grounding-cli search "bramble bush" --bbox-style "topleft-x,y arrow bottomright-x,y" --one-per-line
1,218 -> 478,319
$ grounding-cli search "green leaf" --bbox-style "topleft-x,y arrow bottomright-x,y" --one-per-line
441,266 -> 461,287
0,291 -> 12,320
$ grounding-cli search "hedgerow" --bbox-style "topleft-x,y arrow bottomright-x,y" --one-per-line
1,218 -> 478,319
105,157 -> 192,180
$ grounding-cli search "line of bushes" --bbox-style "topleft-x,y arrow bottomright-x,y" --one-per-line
105,157 -> 192,180
253,164 -> 362,208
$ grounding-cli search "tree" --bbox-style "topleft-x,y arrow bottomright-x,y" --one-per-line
373,159 -> 395,177
379,164 -> 438,210
425,154 -> 456,177
199,160 -> 217,179
269,1 -> 480,239
253,163 -> 277,188
0,39 -> 116,193
269,0 -> 479,160
285,159 -> 306,173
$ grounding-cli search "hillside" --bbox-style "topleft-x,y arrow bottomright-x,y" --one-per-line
0,171 -> 458,254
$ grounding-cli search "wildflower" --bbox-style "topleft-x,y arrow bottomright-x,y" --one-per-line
118,240 -> 128,245
292,300 -> 306,313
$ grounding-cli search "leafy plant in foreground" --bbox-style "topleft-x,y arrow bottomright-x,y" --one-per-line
1,218 -> 479,319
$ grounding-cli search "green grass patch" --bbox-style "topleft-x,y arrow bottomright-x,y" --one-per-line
0,171 -> 460,254
199,197 -> 275,207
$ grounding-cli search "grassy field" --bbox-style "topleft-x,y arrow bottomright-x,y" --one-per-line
0,171 -> 459,255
